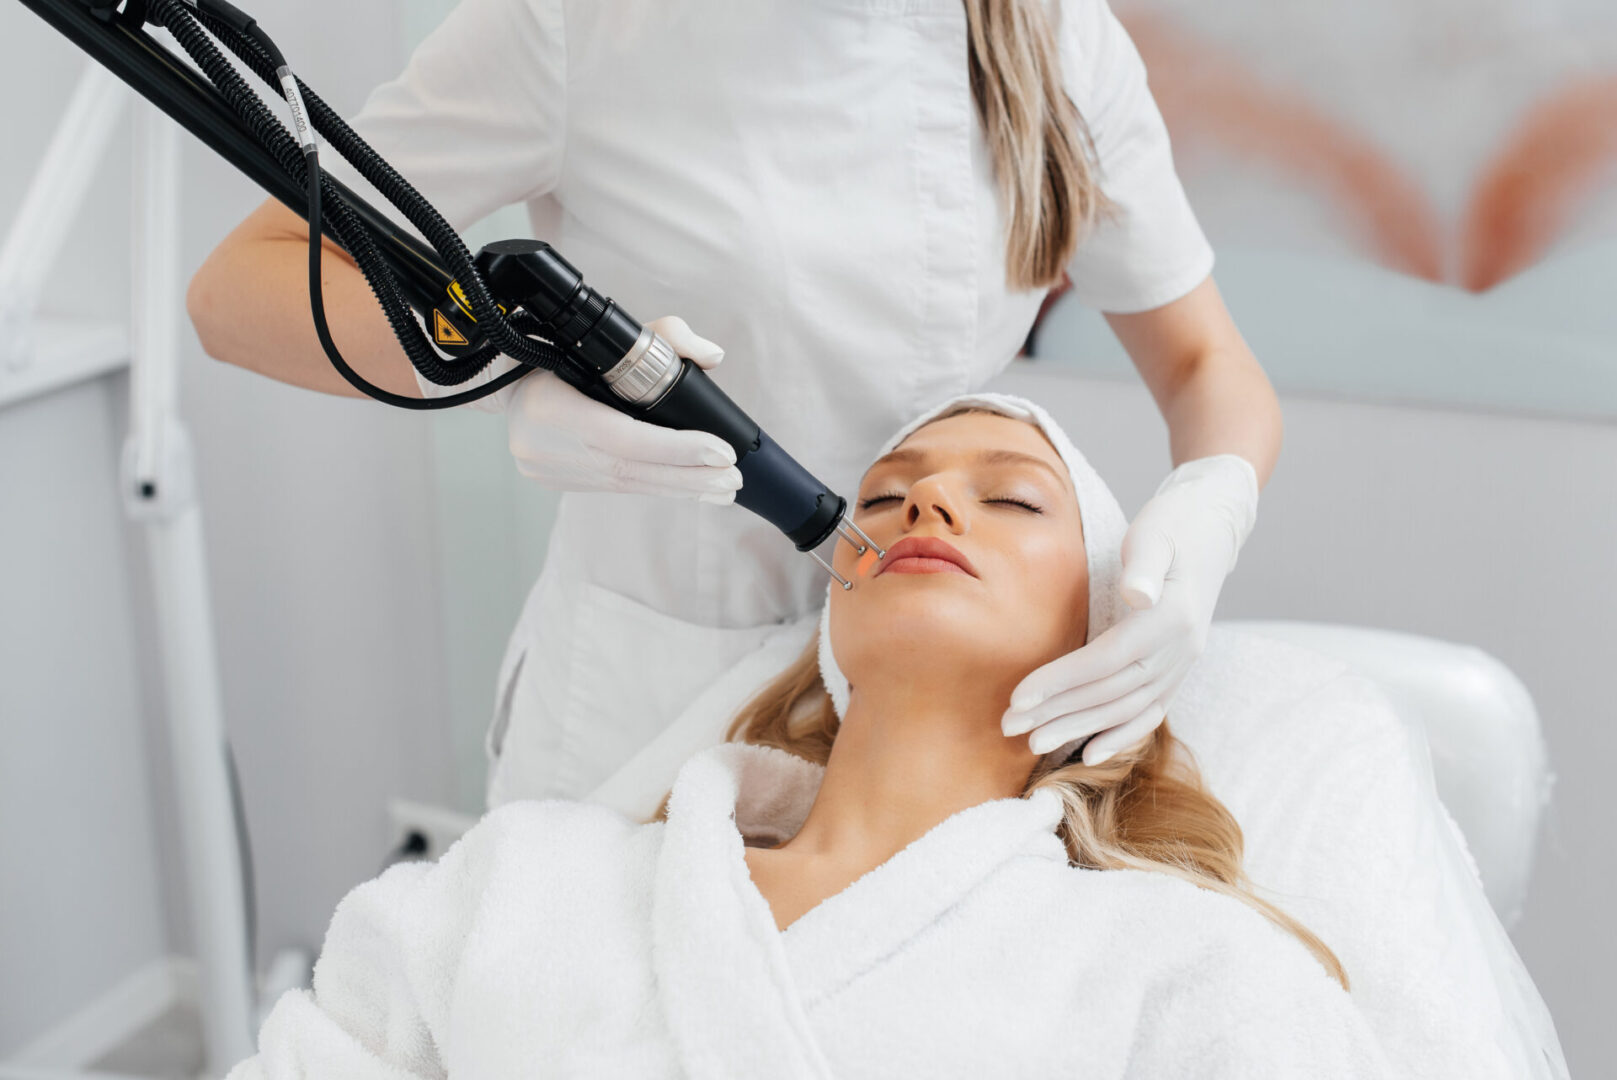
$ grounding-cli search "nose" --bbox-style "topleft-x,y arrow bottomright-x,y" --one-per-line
902,475 -> 965,532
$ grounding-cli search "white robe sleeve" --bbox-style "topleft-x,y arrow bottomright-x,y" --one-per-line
315,0 -> 567,409
222,861 -> 445,1080
222,803 -> 541,1080
1123,898 -> 1395,1079
1059,0 -> 1215,313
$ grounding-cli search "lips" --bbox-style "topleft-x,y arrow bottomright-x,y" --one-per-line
874,536 -> 978,578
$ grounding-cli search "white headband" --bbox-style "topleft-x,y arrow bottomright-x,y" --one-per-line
816,392 -> 1131,767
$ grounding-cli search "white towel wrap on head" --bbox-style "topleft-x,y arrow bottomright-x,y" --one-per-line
816,392 -> 1132,766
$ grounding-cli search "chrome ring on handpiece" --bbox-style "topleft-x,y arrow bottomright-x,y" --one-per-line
601,326 -> 682,408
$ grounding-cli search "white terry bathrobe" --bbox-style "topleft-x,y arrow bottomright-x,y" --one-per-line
230,740 -> 1393,1079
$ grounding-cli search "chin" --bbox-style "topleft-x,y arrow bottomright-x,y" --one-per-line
857,580 -> 981,619
845,593 -> 1002,657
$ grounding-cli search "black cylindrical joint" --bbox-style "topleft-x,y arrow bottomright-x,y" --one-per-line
474,239 -> 642,375
475,238 -> 579,321
547,288 -> 607,351
570,303 -> 640,374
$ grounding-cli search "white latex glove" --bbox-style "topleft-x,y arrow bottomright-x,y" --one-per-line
1000,454 -> 1261,764
496,315 -> 743,504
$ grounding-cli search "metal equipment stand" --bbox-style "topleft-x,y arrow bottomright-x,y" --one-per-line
1,62 -> 268,1079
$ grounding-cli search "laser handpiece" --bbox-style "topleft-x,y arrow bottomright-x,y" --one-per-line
473,241 -> 888,581
22,0 -> 888,586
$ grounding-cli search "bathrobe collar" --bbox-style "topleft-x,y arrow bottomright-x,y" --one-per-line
651,741 -> 1067,1079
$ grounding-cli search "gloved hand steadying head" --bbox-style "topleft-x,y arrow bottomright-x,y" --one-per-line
1000,453 -> 1259,764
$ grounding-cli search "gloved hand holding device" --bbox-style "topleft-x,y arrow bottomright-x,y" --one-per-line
502,316 -> 743,505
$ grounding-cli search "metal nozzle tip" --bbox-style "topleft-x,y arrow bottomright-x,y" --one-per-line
808,546 -> 853,591
835,516 -> 886,560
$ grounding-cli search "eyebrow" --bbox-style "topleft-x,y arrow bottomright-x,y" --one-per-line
868,446 -> 1068,487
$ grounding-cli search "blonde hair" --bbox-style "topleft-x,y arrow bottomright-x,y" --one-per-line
679,636 -> 1349,992
964,0 -> 1116,290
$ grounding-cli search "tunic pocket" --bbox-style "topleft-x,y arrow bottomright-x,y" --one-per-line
485,648 -> 526,765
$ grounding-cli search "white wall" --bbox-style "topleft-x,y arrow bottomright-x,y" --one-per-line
1,8 -> 154,1053
0,377 -> 169,1055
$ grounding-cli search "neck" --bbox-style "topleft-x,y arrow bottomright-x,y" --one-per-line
779,673 -> 1039,868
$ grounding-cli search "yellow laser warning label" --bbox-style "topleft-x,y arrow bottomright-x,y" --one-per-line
447,280 -> 505,321
433,310 -> 470,347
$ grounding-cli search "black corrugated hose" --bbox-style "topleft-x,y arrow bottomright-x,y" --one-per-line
148,0 -> 575,407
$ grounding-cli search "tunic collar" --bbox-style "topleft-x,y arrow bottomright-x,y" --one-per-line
651,741 -> 1066,1078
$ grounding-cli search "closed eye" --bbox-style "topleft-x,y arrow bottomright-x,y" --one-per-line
986,496 -> 1043,513
856,492 -> 1044,513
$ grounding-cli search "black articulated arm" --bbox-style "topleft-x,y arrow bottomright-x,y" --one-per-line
19,0 -> 887,570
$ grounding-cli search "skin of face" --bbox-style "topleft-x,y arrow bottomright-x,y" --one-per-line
827,410 -> 1090,721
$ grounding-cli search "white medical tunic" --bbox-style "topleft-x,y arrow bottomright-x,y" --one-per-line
322,0 -> 1215,806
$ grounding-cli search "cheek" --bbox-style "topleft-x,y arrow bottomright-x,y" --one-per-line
1010,536 -> 1089,643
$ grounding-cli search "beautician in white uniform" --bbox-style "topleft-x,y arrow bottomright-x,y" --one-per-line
189,0 -> 1281,808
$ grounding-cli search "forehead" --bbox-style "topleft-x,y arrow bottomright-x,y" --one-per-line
864,411 -> 1071,490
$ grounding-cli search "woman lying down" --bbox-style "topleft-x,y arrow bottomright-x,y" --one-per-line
229,393 -> 1394,1079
